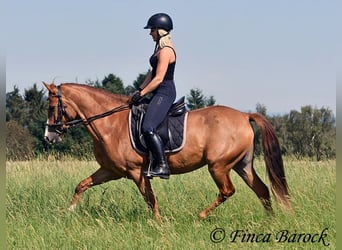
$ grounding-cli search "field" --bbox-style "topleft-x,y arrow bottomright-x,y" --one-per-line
7,158 -> 335,249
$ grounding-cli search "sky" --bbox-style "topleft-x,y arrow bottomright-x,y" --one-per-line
4,0 -> 338,114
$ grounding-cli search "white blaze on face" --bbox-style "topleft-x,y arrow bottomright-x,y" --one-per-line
44,119 -> 62,143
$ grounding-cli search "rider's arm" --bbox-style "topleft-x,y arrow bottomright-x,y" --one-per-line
139,71 -> 152,90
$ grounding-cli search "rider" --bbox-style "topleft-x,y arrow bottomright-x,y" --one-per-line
131,13 -> 177,179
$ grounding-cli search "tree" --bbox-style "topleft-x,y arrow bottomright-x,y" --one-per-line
132,72 -> 149,90
125,72 -> 143,95
85,78 -> 101,87
285,106 -> 335,160
24,83 -> 47,118
96,74 -> 126,94
205,95 -> 216,106
6,120 -> 35,160
186,88 -> 216,110
6,86 -> 27,124
256,103 -> 267,117
125,71 -> 150,96
310,107 -> 335,160
269,114 -> 289,155
250,103 -> 270,156
23,84 -> 49,153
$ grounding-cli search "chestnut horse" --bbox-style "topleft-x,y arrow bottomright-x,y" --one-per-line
43,82 -> 291,220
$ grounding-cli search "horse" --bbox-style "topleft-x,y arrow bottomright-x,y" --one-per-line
43,82 -> 291,220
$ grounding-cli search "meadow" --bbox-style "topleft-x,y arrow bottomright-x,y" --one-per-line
6,158 -> 335,249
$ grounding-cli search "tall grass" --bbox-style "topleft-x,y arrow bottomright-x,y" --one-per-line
7,158 -> 335,249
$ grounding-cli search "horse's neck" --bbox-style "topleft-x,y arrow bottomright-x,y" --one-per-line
64,85 -> 128,142
66,86 -> 126,117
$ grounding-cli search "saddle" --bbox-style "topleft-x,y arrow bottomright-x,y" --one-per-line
129,97 -> 188,155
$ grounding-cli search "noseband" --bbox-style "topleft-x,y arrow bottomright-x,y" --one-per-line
47,85 -> 130,134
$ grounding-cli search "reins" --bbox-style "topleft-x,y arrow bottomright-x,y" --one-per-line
64,104 -> 130,127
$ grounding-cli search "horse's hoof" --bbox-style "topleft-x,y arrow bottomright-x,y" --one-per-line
198,211 -> 208,219
68,204 -> 77,212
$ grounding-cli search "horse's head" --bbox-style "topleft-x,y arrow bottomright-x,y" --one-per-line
43,82 -> 78,144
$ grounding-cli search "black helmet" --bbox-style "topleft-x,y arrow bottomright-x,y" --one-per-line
144,13 -> 173,31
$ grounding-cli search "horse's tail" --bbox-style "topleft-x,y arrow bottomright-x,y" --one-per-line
249,113 -> 292,211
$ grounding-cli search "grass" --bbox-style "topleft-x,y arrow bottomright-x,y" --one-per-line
6,158 -> 335,249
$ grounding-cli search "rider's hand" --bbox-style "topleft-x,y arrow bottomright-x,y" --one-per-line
130,91 -> 142,105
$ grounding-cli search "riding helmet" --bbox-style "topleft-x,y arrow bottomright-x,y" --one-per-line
144,13 -> 173,31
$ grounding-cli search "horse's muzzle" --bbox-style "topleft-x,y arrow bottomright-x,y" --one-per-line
44,122 -> 63,144
44,130 -> 63,144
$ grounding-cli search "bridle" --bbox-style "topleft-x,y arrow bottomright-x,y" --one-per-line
47,85 -> 130,135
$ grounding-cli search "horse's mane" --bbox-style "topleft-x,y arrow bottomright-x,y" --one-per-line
61,83 -> 130,103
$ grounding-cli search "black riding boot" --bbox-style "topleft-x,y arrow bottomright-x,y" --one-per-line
144,130 -> 170,179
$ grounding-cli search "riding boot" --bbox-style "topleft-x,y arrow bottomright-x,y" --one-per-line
144,130 -> 170,179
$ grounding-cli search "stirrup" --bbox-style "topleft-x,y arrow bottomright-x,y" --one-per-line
144,152 -> 154,179
144,152 -> 170,179
148,163 -> 170,179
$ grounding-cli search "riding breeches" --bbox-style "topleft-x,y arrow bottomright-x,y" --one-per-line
142,80 -> 176,133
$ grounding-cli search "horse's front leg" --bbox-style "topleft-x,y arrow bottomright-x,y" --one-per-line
68,176 -> 93,211
68,167 -> 120,211
129,169 -> 161,222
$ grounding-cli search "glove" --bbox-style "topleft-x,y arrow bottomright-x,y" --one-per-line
130,90 -> 142,105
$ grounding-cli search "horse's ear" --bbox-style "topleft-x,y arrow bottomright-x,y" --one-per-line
42,81 -> 55,92
42,81 -> 50,89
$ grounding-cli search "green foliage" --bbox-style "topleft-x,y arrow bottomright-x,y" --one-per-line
6,86 -> 27,123
256,103 -> 267,116
252,104 -> 335,161
132,71 -> 149,90
186,88 -> 216,110
285,106 -> 335,160
24,84 -> 49,152
96,73 -> 126,94
252,103 -> 268,155
6,121 -> 35,160
6,84 -> 49,158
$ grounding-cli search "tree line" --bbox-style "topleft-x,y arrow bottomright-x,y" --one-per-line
6,73 -> 335,161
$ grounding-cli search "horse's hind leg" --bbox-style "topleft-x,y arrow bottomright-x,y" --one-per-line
68,167 -> 120,211
233,149 -> 273,213
199,165 -> 236,219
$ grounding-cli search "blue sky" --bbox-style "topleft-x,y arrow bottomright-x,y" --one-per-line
4,0 -> 338,114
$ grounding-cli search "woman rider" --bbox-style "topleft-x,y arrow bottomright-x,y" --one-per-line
131,13 -> 177,179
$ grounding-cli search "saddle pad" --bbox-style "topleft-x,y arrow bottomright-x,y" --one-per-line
129,111 -> 188,155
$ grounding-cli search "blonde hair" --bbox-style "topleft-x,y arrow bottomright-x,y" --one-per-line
157,29 -> 172,49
